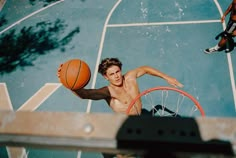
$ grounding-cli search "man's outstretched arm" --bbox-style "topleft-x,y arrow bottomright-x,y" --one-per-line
73,86 -> 111,100
128,66 -> 183,88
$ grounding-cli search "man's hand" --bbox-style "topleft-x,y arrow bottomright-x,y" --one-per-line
166,77 -> 184,88
57,64 -> 63,78
57,64 -> 63,81
221,15 -> 226,23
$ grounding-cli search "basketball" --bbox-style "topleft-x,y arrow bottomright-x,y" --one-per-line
58,59 -> 91,90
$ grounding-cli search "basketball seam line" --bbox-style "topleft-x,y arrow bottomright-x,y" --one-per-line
65,61 -> 72,89
71,60 -> 82,90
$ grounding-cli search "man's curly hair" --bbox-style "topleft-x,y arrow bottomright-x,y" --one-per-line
98,58 -> 122,75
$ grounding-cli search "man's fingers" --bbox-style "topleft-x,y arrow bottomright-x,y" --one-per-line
57,64 -> 63,77
177,83 -> 184,88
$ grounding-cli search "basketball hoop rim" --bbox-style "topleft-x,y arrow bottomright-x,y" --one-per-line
126,86 -> 205,116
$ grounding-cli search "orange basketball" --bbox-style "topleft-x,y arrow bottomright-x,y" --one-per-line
59,59 -> 91,90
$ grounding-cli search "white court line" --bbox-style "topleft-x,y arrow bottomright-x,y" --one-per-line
0,83 -> 26,158
0,0 -> 64,35
0,83 -> 13,110
107,20 -> 220,27
214,0 -> 236,111
3,83 -> 61,158
84,2 -> 123,158
86,0 -> 122,113
83,1 -> 122,157
1,1 -> 64,157
17,83 -> 61,111
83,0 -> 122,154
89,0 -> 236,112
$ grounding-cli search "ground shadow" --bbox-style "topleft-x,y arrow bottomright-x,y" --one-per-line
29,0 -> 64,6
28,0 -> 86,6
0,19 -> 80,75
0,15 -> 7,28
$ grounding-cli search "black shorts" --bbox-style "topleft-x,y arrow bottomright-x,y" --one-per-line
226,19 -> 236,34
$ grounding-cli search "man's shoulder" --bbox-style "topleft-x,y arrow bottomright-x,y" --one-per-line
124,68 -> 140,76
123,73 -> 137,81
124,67 -> 144,80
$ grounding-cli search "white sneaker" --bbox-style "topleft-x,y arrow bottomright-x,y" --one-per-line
204,47 -> 219,54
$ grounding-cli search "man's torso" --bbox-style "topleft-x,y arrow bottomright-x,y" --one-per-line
107,76 -> 142,115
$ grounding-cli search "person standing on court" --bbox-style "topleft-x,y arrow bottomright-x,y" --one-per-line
58,57 -> 183,115
204,0 -> 236,54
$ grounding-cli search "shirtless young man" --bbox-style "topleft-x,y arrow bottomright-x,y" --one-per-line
205,0 -> 236,54
59,58 -> 183,115
58,58 -> 183,158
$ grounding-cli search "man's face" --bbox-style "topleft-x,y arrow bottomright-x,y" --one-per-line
104,65 -> 123,86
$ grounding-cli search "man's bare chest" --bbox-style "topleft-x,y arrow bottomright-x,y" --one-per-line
111,89 -> 132,105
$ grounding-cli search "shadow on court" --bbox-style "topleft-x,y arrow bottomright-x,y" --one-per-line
0,19 -> 80,75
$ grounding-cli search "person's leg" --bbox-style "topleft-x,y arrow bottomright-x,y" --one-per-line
232,30 -> 236,36
204,19 -> 235,54
218,31 -> 236,52
204,34 -> 229,54
218,36 -> 228,47
218,19 -> 235,48
204,44 -> 221,54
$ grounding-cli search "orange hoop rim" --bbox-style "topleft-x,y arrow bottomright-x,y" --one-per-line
126,86 -> 205,116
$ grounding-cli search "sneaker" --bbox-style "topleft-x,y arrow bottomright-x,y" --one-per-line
204,47 -> 219,54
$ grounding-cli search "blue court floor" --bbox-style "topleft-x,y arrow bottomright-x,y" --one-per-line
0,0 -> 236,158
